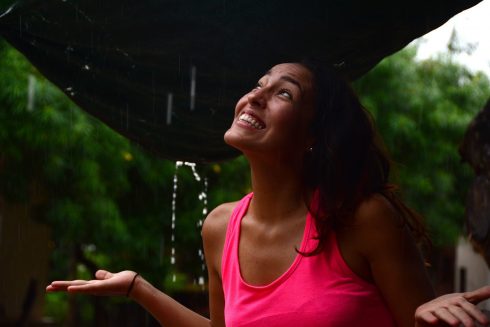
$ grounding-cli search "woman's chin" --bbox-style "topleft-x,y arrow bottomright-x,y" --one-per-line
224,129 -> 259,153
224,130 -> 245,151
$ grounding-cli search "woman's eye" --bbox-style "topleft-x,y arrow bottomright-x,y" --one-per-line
253,82 -> 262,91
279,89 -> 293,100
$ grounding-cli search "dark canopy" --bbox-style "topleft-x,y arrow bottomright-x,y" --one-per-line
0,0 -> 481,162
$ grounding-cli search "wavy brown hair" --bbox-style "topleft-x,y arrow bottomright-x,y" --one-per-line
299,60 -> 429,255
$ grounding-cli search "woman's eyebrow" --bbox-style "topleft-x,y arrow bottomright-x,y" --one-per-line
279,75 -> 303,93
264,70 -> 303,93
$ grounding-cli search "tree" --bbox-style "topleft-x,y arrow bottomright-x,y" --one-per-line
354,47 -> 490,246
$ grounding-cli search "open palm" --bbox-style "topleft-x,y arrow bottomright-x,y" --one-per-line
46,270 -> 137,297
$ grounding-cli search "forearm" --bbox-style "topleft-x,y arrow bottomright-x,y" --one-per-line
130,276 -> 211,327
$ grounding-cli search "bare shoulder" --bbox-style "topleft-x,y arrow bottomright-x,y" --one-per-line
202,201 -> 238,267
202,201 -> 237,241
349,195 -> 433,326
353,193 -> 403,230
349,194 -> 413,260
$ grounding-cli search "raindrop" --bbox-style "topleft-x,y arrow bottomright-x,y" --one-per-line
27,74 -> 36,111
65,86 -> 76,97
190,66 -> 196,111
126,105 -> 130,130
0,4 -> 15,19
166,93 -> 173,125
82,64 -> 90,71
198,276 -> 205,286
116,48 -> 130,57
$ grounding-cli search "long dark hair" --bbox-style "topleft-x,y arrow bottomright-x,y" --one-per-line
299,60 -> 429,255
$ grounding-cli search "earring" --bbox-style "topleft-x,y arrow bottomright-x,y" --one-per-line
307,146 -> 313,152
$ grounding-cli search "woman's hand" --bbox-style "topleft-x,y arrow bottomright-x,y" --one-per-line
415,286 -> 490,326
46,270 -> 139,297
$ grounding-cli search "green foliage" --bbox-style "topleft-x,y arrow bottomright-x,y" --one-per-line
354,47 -> 490,245
0,40 -> 250,323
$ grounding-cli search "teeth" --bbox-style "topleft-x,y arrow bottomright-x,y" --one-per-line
238,113 -> 264,129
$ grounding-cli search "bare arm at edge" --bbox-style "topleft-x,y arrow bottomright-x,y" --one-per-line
47,202 -> 236,327
47,269 -> 211,327
202,202 -> 237,327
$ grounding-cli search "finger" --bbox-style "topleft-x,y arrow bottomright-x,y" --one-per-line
67,281 -> 102,294
447,305 -> 475,327
460,301 -> 490,326
95,270 -> 113,280
46,284 -> 66,292
416,311 -> 440,325
465,286 -> 490,305
49,280 -> 91,288
46,280 -> 90,292
433,307 -> 460,326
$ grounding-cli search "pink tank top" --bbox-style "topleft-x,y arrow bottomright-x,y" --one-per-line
221,193 -> 396,327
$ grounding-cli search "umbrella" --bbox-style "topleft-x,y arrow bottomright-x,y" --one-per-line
0,0 -> 482,162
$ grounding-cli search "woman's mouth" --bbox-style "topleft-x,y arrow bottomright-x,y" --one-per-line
238,113 -> 265,130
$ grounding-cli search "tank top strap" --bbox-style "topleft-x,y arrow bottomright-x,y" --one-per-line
221,193 -> 253,276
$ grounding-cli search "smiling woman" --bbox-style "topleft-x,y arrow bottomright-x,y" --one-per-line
46,61 -> 490,327
224,64 -> 315,162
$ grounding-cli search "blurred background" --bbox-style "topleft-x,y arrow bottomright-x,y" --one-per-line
1,0 -> 490,326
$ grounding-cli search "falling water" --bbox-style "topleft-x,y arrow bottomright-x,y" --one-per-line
190,66 -> 196,111
166,93 -> 173,125
170,161 -> 183,282
169,161 -> 208,287
27,74 -> 36,111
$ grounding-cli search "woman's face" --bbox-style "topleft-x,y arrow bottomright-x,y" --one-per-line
224,63 -> 316,160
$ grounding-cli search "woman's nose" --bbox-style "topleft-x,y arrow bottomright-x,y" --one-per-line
247,88 -> 266,108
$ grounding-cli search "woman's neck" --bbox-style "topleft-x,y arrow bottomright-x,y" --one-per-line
246,156 -> 310,224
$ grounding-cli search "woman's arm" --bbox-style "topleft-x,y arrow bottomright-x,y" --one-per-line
46,202 -> 234,327
350,196 -> 490,327
201,202 -> 236,327
47,269 -> 210,327
346,195 -> 435,327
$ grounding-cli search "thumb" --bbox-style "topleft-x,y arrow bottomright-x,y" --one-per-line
95,269 -> 113,280
464,286 -> 490,304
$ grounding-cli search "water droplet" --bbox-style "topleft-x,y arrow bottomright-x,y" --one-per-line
190,66 -> 196,110
82,64 -> 90,71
